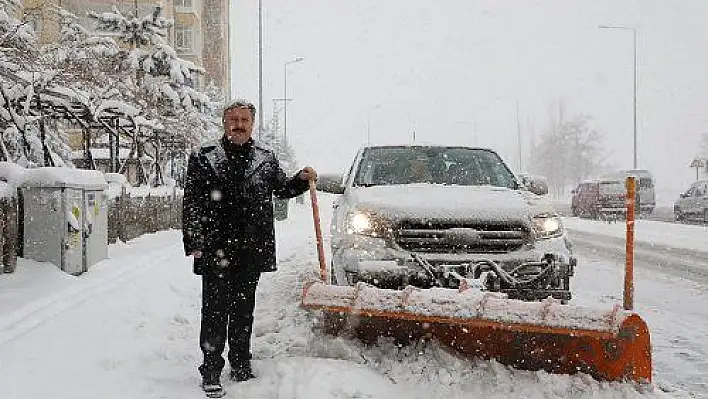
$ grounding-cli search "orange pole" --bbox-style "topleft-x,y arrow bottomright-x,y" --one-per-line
625,176 -> 635,310
309,179 -> 328,282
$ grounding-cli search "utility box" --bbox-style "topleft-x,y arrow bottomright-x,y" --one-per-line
274,197 -> 289,221
22,168 -> 108,275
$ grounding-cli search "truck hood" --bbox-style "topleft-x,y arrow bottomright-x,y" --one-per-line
349,184 -> 556,223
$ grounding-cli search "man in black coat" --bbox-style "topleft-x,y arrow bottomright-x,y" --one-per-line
182,99 -> 316,397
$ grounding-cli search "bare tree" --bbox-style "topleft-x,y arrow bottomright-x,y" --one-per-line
529,114 -> 611,195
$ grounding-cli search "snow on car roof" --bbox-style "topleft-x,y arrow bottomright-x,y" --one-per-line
359,144 -> 496,152
351,185 -> 553,222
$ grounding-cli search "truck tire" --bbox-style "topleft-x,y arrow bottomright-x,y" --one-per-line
674,207 -> 683,222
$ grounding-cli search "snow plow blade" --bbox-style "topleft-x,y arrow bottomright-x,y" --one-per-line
301,281 -> 651,383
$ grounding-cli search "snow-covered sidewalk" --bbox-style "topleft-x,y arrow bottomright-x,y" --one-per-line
0,198 -> 694,398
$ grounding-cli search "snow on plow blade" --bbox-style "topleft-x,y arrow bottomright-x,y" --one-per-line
301,281 -> 651,383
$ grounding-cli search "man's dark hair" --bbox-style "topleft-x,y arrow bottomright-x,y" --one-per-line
222,99 -> 257,121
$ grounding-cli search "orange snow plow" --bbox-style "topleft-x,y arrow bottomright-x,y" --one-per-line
302,178 -> 652,383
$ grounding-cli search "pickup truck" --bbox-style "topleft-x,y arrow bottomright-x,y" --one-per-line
317,145 -> 576,302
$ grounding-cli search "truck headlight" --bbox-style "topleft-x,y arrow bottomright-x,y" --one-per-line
532,215 -> 563,239
345,211 -> 385,237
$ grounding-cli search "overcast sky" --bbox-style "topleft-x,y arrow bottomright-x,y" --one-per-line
230,0 -> 708,201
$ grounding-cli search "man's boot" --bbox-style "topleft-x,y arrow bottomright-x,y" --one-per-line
201,373 -> 226,398
229,361 -> 255,382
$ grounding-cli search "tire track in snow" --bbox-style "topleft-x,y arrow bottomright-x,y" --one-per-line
0,243 -> 182,347
569,228 -> 708,286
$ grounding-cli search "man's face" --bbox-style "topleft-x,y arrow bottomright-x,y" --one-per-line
223,107 -> 254,145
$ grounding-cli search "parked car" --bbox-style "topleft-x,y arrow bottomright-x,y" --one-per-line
317,145 -> 576,302
602,169 -> 655,215
570,179 -> 626,219
674,179 -> 708,222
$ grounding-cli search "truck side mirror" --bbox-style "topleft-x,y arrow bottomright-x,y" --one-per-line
317,173 -> 345,194
526,177 -> 549,196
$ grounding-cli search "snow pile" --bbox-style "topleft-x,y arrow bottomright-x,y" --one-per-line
93,100 -> 140,119
103,173 -> 183,200
44,86 -> 91,107
0,162 -> 26,197
70,148 -> 133,161
303,281 -> 629,332
105,173 -> 129,199
22,167 -> 107,190
0,161 -> 27,186
104,173 -> 128,186
128,185 -> 182,198
132,115 -> 164,130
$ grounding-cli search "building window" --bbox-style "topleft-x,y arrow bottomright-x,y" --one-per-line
24,10 -> 42,34
174,25 -> 193,53
175,0 -> 193,7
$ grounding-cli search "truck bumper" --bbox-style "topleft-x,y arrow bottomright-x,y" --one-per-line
332,234 -> 574,286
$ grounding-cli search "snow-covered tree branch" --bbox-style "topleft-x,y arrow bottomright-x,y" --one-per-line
88,6 -> 172,48
0,1 -> 221,182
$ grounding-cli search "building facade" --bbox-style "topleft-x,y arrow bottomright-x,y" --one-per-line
22,0 -> 230,98
18,0 -> 230,185
201,0 -> 230,98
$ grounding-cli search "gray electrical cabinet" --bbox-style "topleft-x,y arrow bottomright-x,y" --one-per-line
22,168 -> 108,275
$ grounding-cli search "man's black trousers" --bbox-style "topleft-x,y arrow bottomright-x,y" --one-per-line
198,265 -> 260,378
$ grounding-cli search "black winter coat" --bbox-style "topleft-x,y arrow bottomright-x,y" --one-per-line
182,139 -> 308,275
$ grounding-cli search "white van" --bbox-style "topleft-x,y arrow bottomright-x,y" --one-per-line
602,169 -> 655,215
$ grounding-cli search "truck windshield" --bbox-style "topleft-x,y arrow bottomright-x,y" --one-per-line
599,181 -> 624,195
353,146 -> 517,189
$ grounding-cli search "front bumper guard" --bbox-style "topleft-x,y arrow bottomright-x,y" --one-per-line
412,252 -> 573,301
350,252 -> 574,302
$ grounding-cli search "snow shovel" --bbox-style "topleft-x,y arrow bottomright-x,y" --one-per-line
301,178 -> 652,383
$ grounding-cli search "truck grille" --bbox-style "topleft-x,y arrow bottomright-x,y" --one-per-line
601,200 -> 624,208
394,221 -> 530,254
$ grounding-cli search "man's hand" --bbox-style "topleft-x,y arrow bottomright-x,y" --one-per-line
191,251 -> 203,259
298,166 -> 317,181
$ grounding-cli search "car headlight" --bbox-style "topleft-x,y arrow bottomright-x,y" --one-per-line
345,211 -> 386,237
532,215 -> 563,239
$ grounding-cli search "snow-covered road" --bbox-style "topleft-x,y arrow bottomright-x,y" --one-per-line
567,228 -> 708,396
0,197 -> 701,398
564,216 -> 708,396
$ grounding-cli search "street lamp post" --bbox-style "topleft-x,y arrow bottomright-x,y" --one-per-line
599,25 -> 638,169
516,100 -> 522,171
258,0 -> 264,139
283,57 -> 304,143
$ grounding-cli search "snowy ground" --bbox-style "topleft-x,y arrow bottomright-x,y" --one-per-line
0,195 -> 702,398
565,218 -> 708,396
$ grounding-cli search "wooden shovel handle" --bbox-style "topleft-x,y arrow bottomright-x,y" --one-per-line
309,179 -> 328,282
